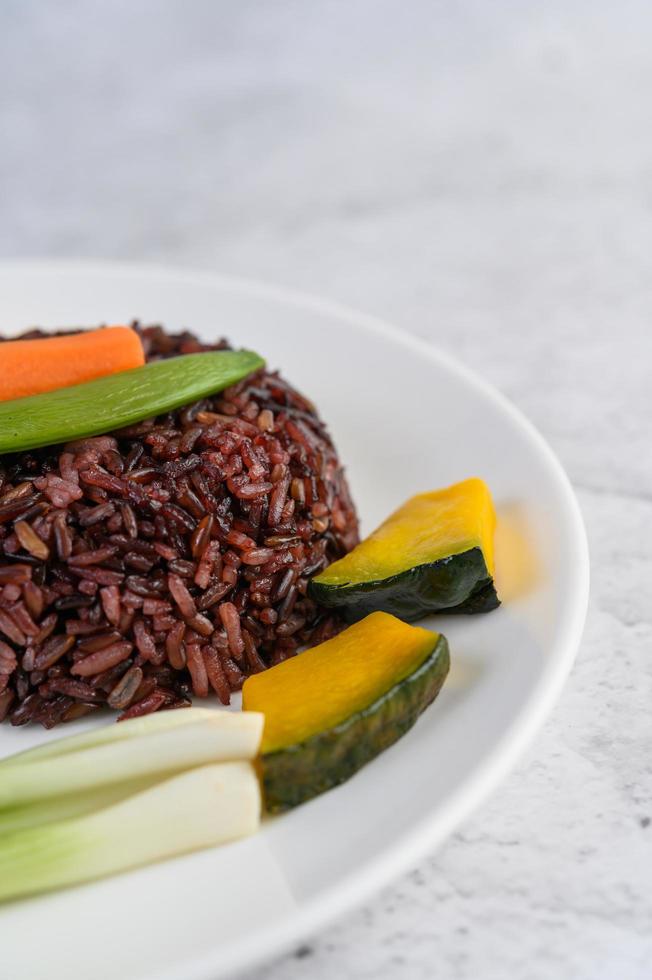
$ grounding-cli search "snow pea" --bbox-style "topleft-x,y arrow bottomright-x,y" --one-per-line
0,350 -> 264,454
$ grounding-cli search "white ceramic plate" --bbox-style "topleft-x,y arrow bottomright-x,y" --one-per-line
0,262 -> 588,980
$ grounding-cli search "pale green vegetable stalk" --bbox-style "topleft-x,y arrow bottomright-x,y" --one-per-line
0,712 -> 264,808
0,776 -> 163,836
0,762 -> 260,902
0,705 -> 217,767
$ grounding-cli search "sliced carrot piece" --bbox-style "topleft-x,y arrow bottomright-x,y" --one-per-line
0,327 -> 145,402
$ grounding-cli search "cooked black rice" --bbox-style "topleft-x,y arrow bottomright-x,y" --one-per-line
0,325 -> 358,727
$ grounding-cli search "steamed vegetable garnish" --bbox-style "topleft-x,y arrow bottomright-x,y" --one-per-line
309,477 -> 499,621
0,762 -> 261,902
242,612 -> 450,811
0,775 -> 165,836
0,705 -> 218,766
0,708 -> 264,898
0,326 -> 145,402
0,710 -> 263,807
0,349 -> 264,454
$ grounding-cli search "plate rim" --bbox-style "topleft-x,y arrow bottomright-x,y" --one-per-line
0,259 -> 590,979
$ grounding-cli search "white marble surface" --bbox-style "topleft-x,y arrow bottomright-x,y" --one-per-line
1,2 -> 650,977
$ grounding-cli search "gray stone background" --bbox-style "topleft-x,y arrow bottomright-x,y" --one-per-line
1,2 -> 650,977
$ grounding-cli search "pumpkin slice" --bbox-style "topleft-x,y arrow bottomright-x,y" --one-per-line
309,477 -> 499,622
242,612 -> 450,812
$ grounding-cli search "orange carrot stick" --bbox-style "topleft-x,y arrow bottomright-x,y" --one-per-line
0,327 -> 145,402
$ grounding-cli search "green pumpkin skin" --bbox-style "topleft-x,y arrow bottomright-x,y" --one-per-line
308,546 -> 499,623
261,634 -> 450,813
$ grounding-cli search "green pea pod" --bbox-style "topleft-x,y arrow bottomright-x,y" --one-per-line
0,350 -> 265,455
